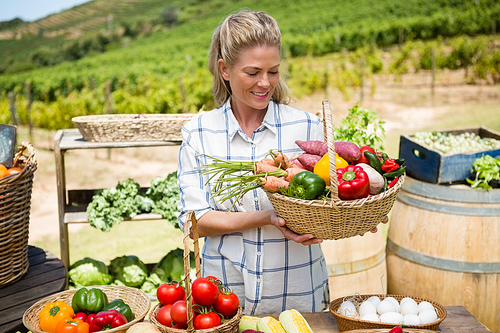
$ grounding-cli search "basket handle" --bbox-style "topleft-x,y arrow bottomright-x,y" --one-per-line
322,100 -> 339,200
183,210 -> 202,331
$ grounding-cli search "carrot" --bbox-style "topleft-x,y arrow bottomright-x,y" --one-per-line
295,140 -> 328,156
255,162 -> 280,174
284,167 -> 308,182
269,150 -> 290,169
260,158 -> 278,166
262,176 -> 289,192
298,153 -> 322,172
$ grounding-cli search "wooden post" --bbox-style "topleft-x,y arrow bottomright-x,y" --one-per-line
8,92 -> 21,126
431,47 -> 436,103
25,81 -> 33,142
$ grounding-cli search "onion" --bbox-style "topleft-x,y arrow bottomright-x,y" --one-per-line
356,163 -> 385,194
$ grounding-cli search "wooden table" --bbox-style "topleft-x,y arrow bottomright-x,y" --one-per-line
0,246 -> 67,333
266,306 -> 492,332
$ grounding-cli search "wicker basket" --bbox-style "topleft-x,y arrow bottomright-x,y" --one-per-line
329,294 -> 447,331
265,100 -> 405,240
150,210 -> 243,333
0,142 -> 37,287
23,285 -> 151,333
72,113 -> 195,142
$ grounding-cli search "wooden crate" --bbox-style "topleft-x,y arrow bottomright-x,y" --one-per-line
399,126 -> 500,184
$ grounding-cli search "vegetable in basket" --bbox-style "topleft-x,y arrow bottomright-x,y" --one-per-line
337,165 -> 370,200
280,171 -> 326,200
89,309 -> 128,332
55,317 -> 90,333
71,287 -> 109,314
102,299 -> 135,322
68,257 -> 113,288
39,301 -> 75,333
109,255 -> 149,287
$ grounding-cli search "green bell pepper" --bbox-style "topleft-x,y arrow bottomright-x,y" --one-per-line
102,299 -> 134,322
287,170 -> 326,200
71,287 -> 109,314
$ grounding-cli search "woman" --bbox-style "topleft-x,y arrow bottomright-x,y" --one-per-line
178,10 -> 339,315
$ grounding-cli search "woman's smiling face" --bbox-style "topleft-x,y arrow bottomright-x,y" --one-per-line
218,44 -> 280,114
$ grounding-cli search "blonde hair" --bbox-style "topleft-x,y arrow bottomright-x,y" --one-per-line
208,10 -> 290,106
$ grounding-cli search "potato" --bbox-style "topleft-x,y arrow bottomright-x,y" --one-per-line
334,141 -> 361,163
126,322 -> 161,333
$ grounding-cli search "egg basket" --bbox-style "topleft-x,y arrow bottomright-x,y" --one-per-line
329,294 -> 447,331
23,285 -> 151,333
149,210 -> 243,333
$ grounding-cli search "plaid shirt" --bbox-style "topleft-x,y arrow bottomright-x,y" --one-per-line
177,99 -> 329,315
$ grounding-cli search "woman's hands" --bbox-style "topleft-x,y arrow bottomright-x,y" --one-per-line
269,211 -> 323,246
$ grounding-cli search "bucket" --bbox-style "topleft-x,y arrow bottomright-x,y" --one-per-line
322,230 -> 387,300
386,176 -> 500,333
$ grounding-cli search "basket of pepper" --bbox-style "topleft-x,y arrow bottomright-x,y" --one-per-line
263,100 -> 405,239
23,285 -> 151,333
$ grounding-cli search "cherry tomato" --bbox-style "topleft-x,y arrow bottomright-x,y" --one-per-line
214,291 -> 239,317
192,277 -> 220,306
157,282 -> 185,305
356,146 -> 376,165
194,311 -> 222,329
170,300 -> 194,327
74,312 -> 88,321
389,326 -> 403,333
156,304 -> 173,327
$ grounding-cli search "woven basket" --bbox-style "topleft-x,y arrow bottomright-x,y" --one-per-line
265,100 -> 405,240
150,210 -> 243,333
329,294 -> 447,331
72,113 -> 195,142
0,142 -> 37,287
23,285 -> 151,333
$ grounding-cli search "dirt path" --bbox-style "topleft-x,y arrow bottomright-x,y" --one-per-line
27,71 -> 500,243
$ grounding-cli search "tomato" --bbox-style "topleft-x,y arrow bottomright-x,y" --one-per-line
193,311 -> 222,329
170,300 -> 194,327
192,277 -> 220,306
355,146 -> 376,165
205,275 -> 222,286
0,164 -> 7,177
2,167 -> 22,177
389,326 -> 403,333
157,282 -> 185,305
156,304 -> 173,327
214,291 -> 239,317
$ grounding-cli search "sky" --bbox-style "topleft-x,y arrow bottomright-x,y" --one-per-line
0,0 -> 92,22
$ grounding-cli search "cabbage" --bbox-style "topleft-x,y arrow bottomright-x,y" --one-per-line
109,255 -> 149,287
68,257 -> 113,288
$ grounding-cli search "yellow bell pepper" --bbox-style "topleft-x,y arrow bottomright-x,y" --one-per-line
313,153 -> 349,185
39,301 -> 75,333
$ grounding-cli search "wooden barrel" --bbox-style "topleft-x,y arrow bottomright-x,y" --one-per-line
322,230 -> 387,300
386,177 -> 500,333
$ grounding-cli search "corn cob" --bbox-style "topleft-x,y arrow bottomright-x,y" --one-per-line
239,315 -> 260,333
278,309 -> 314,333
257,316 -> 287,333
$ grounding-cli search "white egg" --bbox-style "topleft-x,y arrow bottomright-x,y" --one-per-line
380,311 -> 404,324
359,300 -> 377,317
338,300 -> 357,317
366,295 -> 381,307
419,309 -> 438,324
377,299 -> 396,315
404,314 -> 422,325
400,300 -> 419,316
418,301 -> 435,314
361,313 -> 380,322
400,297 -> 417,307
384,296 -> 401,313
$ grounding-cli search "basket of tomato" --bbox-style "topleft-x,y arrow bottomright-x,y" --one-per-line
23,285 -> 151,333
0,141 -> 38,287
149,210 -> 243,333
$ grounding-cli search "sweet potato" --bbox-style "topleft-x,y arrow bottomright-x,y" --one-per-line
290,158 -> 305,169
297,153 -> 322,172
295,140 -> 328,156
334,141 -> 361,163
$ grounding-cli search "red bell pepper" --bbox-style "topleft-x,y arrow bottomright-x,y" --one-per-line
89,310 -> 128,332
337,165 -> 370,200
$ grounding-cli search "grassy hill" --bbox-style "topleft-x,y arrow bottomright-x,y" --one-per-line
0,0 -> 499,130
